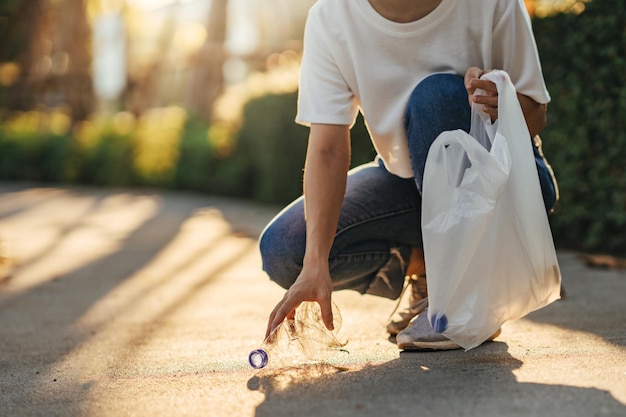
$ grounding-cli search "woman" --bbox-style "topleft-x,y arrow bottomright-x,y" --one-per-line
259,0 -> 558,350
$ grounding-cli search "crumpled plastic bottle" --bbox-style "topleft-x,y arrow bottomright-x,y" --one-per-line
248,301 -> 348,369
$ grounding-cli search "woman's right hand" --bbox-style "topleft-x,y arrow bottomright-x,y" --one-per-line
265,263 -> 334,339
464,66 -> 499,121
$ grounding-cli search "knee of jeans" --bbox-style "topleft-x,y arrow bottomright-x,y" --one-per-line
259,223 -> 302,290
404,73 -> 469,129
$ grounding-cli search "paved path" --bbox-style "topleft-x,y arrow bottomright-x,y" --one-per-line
0,183 -> 624,417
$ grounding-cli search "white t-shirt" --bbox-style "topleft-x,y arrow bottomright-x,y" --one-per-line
296,0 -> 551,178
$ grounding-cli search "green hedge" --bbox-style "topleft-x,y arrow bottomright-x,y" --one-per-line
0,109 -> 234,193
0,111 -> 83,183
0,97 -> 374,205
234,92 -> 375,204
533,0 -> 626,255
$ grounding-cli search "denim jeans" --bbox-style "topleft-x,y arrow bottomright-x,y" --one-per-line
259,74 -> 558,300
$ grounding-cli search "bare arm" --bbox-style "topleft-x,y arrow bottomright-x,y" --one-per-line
465,67 -> 547,138
517,93 -> 547,138
265,123 -> 351,337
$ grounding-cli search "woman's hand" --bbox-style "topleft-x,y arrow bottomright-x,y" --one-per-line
265,263 -> 334,339
464,66 -> 547,136
464,67 -> 498,121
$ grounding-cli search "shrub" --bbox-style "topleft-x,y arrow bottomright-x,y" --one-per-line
72,116 -> 136,186
0,110 -> 77,182
0,108 -> 256,198
235,92 -> 375,204
234,92 -> 308,204
174,117 -> 251,197
533,0 -> 626,255
133,107 -> 186,187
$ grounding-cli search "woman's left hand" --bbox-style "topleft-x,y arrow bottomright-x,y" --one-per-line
464,67 -> 498,121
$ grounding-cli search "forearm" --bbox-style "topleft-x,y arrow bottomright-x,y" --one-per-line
264,124 -> 349,337
302,124 -> 351,267
518,93 -> 547,138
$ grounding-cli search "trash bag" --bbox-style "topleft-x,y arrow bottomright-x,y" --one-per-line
421,70 -> 561,350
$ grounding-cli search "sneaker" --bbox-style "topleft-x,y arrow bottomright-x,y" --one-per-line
386,274 -> 428,335
396,308 -> 502,351
396,308 -> 461,351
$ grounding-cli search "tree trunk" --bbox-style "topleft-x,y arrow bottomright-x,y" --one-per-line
50,0 -> 94,120
0,0 -> 93,121
186,0 -> 228,123
1,0 -> 49,111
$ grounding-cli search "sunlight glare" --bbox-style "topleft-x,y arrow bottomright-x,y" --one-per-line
126,0 -> 197,11
0,191 -> 160,294
173,23 -> 207,55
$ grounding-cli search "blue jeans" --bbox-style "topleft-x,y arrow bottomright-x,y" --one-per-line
259,74 -> 558,300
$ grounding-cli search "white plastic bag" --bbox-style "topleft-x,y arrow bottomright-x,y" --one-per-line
421,70 -> 561,350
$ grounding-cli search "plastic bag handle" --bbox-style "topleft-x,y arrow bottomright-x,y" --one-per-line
470,97 -> 497,149
474,71 -> 531,144
469,70 -> 520,148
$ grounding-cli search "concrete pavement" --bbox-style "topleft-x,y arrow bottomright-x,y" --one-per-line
0,183 -> 624,417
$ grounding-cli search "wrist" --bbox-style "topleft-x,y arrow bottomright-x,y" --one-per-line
303,251 -> 330,269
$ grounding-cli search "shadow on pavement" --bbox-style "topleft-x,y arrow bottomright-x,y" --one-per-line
0,190 -> 190,402
248,341 -> 625,417
247,256 -> 626,417
0,185 -> 266,414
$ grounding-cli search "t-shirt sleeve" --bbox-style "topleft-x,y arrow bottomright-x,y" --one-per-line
492,0 -> 551,104
295,10 -> 359,127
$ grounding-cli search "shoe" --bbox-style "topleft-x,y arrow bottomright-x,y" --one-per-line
396,308 -> 502,351
386,274 -> 429,335
396,308 -> 461,351
387,247 -> 428,335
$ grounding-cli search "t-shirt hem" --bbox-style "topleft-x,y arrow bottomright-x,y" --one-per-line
295,114 -> 355,127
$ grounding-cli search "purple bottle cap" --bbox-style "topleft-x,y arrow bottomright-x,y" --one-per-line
248,349 -> 269,369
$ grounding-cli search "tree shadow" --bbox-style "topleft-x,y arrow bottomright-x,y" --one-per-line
0,185 -> 274,414
248,341 -> 625,417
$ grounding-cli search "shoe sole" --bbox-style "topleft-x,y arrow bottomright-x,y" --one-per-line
398,340 -> 461,351
398,329 -> 502,351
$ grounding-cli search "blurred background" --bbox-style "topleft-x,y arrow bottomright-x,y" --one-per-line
0,0 -> 624,257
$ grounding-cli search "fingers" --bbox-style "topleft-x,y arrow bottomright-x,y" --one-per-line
470,78 -> 497,94
477,101 -> 498,119
465,68 -> 496,92
265,307 -> 278,339
471,83 -> 498,118
264,267 -> 335,338
319,297 -> 334,332
464,66 -> 483,91
468,75 -> 498,120
265,291 -> 334,338
465,67 -> 493,109
266,295 -> 300,339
